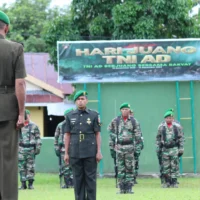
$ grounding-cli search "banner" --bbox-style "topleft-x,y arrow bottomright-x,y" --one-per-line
57,39 -> 200,83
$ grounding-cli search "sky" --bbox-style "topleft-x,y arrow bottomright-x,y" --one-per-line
0,0 -> 72,7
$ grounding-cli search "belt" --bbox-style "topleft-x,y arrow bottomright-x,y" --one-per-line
19,144 -> 35,148
71,133 -> 95,142
0,86 -> 15,94
117,141 -> 133,145
163,143 -> 178,149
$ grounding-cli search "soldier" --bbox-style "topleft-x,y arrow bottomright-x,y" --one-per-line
129,109 -> 144,184
54,108 -> 73,188
157,108 -> 183,184
156,111 -> 184,188
18,109 -> 42,190
0,11 -> 26,200
108,103 -> 141,194
64,90 -> 103,200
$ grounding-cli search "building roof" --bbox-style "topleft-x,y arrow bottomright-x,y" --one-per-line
24,53 -> 73,95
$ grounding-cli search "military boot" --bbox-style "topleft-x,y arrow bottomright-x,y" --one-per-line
126,183 -> 134,194
171,178 -> 178,188
28,180 -> 34,189
162,177 -> 170,188
69,178 -> 74,188
62,177 -> 69,189
116,183 -> 125,194
19,181 -> 27,190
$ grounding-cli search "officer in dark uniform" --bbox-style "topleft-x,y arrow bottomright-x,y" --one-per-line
0,11 -> 26,200
64,90 -> 103,200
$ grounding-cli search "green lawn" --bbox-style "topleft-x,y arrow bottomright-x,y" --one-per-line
19,174 -> 200,200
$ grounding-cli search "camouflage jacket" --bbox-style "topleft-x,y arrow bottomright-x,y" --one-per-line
19,121 -> 42,151
108,116 -> 141,151
134,118 -> 144,153
54,120 -> 66,153
156,121 -> 184,152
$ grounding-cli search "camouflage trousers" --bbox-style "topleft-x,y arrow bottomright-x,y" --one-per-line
117,145 -> 134,185
162,147 -> 179,179
60,152 -> 73,180
134,152 -> 141,179
18,147 -> 35,181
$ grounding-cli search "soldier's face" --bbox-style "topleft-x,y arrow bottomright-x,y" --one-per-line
76,96 -> 88,109
121,108 -> 130,117
165,116 -> 173,123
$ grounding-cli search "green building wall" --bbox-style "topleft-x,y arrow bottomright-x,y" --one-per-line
36,81 -> 200,174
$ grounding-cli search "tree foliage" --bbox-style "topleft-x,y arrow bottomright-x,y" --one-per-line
42,14 -> 80,70
0,0 -> 65,52
71,0 -> 200,39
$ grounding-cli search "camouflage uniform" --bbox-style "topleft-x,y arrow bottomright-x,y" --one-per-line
54,120 -> 73,188
18,121 -> 42,189
156,121 -> 184,187
157,120 -> 183,184
133,118 -> 144,184
108,116 -> 141,193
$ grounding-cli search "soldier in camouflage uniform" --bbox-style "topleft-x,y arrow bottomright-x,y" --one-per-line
18,109 -> 42,190
108,103 -> 141,194
129,110 -> 144,184
157,108 -> 183,185
156,111 -> 184,188
54,108 -> 73,188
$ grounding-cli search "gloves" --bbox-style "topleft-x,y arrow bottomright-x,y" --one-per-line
35,148 -> 40,155
110,149 -> 116,159
55,149 -> 60,157
178,149 -> 184,157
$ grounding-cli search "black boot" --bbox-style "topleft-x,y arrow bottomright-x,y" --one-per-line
117,183 -> 125,194
69,178 -> 74,188
28,180 -> 34,189
62,177 -> 69,189
162,177 -> 170,188
19,181 -> 27,190
126,183 -> 134,194
171,178 -> 178,188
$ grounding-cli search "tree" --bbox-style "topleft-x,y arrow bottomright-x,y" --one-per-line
42,14 -> 80,70
71,0 -> 200,39
0,0 -> 64,52
71,0 -> 121,39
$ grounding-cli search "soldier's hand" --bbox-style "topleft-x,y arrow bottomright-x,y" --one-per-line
16,114 -> 25,130
96,152 -> 103,163
64,153 -> 69,165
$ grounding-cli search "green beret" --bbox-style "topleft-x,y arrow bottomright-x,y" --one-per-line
74,90 -> 88,101
120,102 -> 131,110
164,111 -> 173,118
64,108 -> 73,116
25,109 -> 30,115
166,108 -> 174,113
0,11 -> 10,25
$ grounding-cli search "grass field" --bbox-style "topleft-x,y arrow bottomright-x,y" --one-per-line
19,174 -> 200,200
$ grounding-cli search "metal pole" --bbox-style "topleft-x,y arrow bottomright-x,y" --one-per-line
83,83 -> 87,91
176,81 -> 183,174
98,83 -> 104,177
190,81 -> 197,174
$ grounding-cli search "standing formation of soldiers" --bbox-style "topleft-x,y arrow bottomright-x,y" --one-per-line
108,105 -> 184,194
